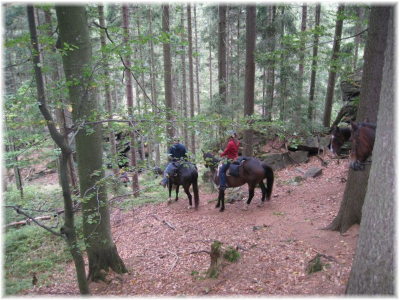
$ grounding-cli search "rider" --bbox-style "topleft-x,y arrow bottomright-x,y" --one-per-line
160,137 -> 188,187
219,130 -> 240,191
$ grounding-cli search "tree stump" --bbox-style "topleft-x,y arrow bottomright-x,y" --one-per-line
207,241 -> 224,278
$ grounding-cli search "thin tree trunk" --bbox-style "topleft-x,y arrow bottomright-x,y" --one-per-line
149,7 -> 160,167
187,4 -> 196,155
218,4 -> 227,106
266,5 -> 276,122
163,4 -> 174,141
181,5 -> 188,146
353,7 -> 364,71
98,5 -> 118,175
308,3 -> 321,122
194,4 -> 200,114
296,3 -> 307,127
122,4 -> 140,197
243,5 -> 256,157
322,4 -> 345,128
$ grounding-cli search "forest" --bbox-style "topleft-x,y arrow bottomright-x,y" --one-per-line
3,2 -> 394,296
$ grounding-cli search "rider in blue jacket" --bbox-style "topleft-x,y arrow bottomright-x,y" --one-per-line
160,137 -> 187,187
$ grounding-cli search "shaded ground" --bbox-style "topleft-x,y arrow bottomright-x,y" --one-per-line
26,155 -> 358,296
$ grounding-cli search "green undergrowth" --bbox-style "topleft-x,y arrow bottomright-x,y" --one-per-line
4,225 -> 71,295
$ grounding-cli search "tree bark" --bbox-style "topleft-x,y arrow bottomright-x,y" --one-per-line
308,3 -> 321,121
325,6 -> 390,234
187,4 -> 196,155
55,5 -> 128,282
322,4 -> 344,128
28,5 -> 89,294
218,4 -> 227,106
243,5 -> 256,157
162,4 -> 174,141
122,4 -> 140,197
346,7 -> 394,294
180,5 -> 189,147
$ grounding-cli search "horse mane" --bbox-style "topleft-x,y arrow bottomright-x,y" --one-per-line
358,122 -> 377,131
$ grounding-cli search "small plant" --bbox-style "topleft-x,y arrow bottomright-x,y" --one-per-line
224,246 -> 240,262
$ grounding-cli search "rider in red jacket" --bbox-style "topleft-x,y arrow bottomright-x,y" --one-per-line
219,131 -> 239,190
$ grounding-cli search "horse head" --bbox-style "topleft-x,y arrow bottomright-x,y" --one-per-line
349,120 -> 376,171
202,150 -> 219,169
330,125 -> 352,156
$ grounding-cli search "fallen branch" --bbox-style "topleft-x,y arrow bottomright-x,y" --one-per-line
189,250 -> 211,255
152,214 -> 176,230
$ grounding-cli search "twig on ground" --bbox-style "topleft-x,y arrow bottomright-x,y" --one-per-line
152,214 -> 176,230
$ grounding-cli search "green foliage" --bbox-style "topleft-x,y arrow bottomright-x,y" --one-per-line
224,246 -> 240,263
4,226 -> 71,295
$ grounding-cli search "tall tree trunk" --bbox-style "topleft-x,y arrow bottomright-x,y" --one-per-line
322,4 -> 345,128
180,5 -> 188,147
98,5 -> 118,175
279,6 -> 287,122
163,4 -> 174,141
243,5 -> 256,157
56,5 -> 128,283
346,7 -> 394,294
353,6 -> 364,71
122,4 -> 140,197
187,4 -> 196,155
296,3 -> 307,127
324,6 -> 390,234
218,4 -> 227,106
29,5 -> 89,294
266,5 -> 276,122
308,3 -> 321,121
148,7 -> 160,167
194,4 -> 201,114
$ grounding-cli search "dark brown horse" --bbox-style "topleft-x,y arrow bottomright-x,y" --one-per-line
203,151 -> 274,212
330,125 -> 351,156
167,162 -> 200,209
349,120 -> 376,171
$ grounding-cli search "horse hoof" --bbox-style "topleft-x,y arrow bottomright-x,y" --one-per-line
258,201 -> 265,207
215,204 -> 220,209
167,199 -> 172,204
219,208 -> 224,212
187,205 -> 193,210
243,205 -> 248,211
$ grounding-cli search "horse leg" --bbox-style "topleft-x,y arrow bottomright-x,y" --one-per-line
175,185 -> 179,201
258,181 -> 267,207
167,180 -> 173,204
218,190 -> 225,212
183,185 -> 193,209
243,186 -> 255,211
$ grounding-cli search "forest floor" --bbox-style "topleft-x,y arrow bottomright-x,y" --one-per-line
24,153 -> 359,297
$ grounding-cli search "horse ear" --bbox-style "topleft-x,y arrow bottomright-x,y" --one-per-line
350,120 -> 358,131
364,117 -> 369,123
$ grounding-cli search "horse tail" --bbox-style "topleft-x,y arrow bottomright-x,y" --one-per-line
191,169 -> 200,209
262,161 -> 274,200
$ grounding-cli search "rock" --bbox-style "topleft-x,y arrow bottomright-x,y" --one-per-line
304,166 -> 323,178
262,151 -> 309,171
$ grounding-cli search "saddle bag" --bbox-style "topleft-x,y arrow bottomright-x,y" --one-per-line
228,163 -> 240,177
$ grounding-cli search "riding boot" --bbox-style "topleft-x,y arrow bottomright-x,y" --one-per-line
218,185 -> 226,191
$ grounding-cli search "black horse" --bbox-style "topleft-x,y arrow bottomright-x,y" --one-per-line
167,162 -> 200,210
203,151 -> 274,212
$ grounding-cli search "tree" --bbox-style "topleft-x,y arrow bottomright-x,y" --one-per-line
122,4 -> 140,197
187,4 -> 196,155
218,4 -> 227,106
242,5 -> 256,157
55,5 -> 128,282
308,3 -> 321,121
162,4 -> 174,141
325,6 -> 390,233
346,6 -> 394,294
322,4 -> 344,128
27,5 -> 89,294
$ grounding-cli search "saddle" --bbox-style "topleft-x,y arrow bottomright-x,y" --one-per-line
220,157 -> 249,178
167,161 -> 197,178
